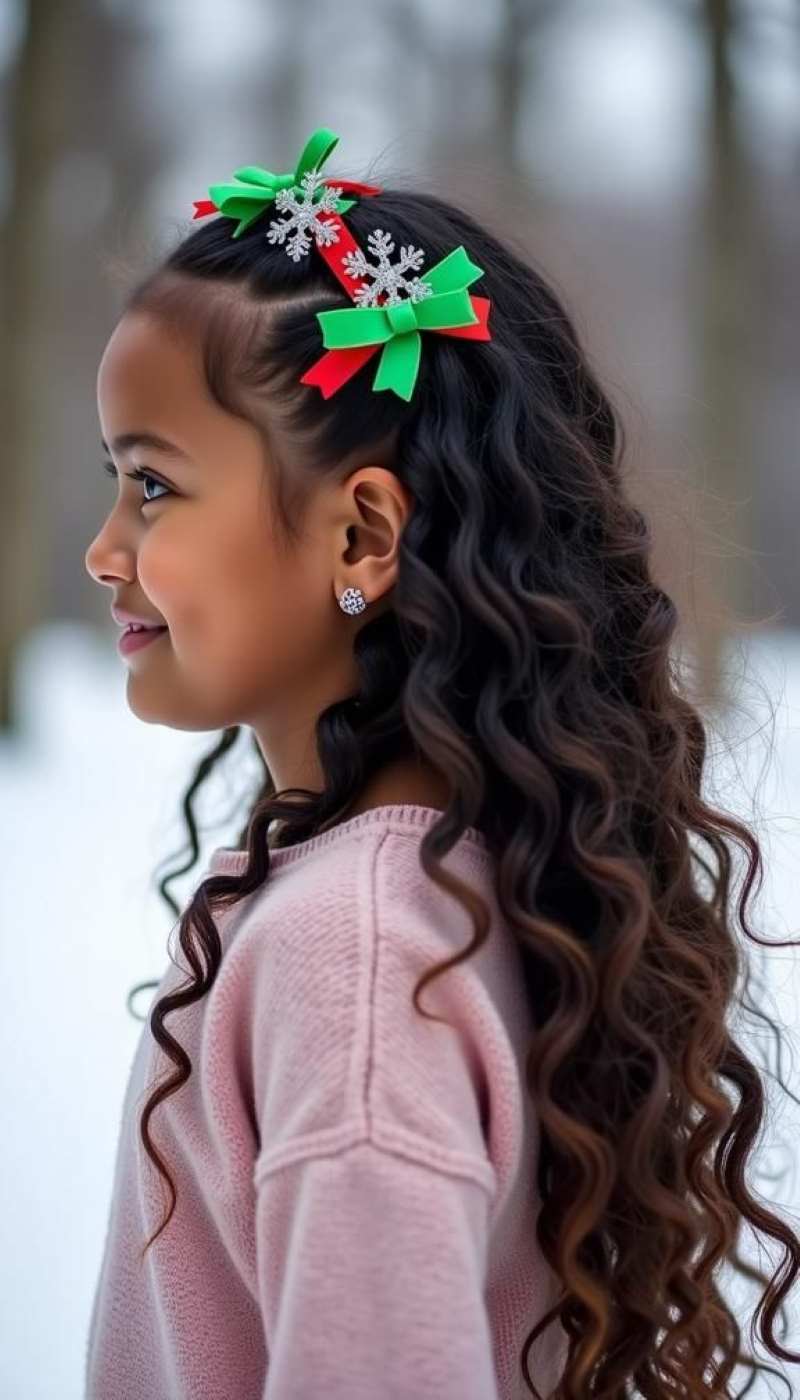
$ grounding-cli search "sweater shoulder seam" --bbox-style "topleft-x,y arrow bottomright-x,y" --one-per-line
253,1116 -> 497,1197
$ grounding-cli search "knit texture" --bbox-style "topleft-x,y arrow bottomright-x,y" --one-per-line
85,804 -> 569,1399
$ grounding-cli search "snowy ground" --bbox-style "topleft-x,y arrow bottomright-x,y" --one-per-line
1,621 -> 798,1398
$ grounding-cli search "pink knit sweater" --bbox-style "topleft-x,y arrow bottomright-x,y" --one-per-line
85,804 -> 568,1399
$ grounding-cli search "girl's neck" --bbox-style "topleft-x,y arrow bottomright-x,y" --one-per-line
267,755 -> 451,848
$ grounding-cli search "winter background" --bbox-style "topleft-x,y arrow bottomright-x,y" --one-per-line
1,0 -> 799,1396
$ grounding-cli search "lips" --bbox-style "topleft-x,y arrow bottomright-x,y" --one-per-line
111,605 -> 168,630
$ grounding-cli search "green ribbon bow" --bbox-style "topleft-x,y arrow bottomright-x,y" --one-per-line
315,246 -> 487,400
208,127 -> 356,239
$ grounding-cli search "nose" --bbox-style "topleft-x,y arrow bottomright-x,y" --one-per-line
84,517 -> 133,588
84,530 -> 105,585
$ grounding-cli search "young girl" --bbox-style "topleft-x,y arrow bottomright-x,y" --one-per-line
83,128 -> 800,1399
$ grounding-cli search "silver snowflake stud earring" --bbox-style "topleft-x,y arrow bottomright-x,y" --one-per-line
266,169 -> 344,262
338,586 -> 367,615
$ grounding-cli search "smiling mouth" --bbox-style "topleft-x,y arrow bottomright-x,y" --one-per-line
118,623 -> 169,655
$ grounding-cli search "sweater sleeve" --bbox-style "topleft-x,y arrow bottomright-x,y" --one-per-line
254,1138 -> 500,1400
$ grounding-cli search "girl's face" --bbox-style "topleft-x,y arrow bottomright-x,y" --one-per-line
86,310 -> 406,785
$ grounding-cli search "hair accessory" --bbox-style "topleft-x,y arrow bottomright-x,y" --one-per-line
266,171 -> 345,262
301,243 -> 492,401
191,127 -> 382,243
338,586 -> 367,615
342,229 -> 432,307
192,125 -> 493,402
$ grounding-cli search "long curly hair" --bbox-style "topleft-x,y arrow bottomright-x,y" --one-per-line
114,183 -> 800,1398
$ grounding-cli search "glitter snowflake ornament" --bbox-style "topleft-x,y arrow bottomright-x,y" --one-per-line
341,229 -> 434,308
266,169 -> 344,262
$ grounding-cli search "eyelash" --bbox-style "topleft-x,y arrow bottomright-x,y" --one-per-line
102,458 -> 172,503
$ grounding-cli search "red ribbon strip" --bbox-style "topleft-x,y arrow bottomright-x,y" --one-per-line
311,212 -> 372,296
300,344 -> 381,398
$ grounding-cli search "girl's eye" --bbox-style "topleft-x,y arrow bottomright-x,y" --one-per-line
102,458 -> 172,504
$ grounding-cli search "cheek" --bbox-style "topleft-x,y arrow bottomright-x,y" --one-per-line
135,505 -> 322,653
214,521 -> 285,633
135,527 -> 203,627
207,538 -> 328,680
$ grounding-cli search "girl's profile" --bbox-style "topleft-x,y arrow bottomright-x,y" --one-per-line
83,127 -> 800,1400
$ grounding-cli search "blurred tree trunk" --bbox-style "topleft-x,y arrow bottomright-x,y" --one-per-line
1,0 -> 51,731
2,0 -> 122,730
52,4 -> 167,633
693,0 -> 755,704
493,0 -> 561,175
0,1 -> 168,730
431,0 -> 561,180
253,0 -> 313,155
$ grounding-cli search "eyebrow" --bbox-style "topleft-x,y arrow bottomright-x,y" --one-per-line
101,432 -> 189,458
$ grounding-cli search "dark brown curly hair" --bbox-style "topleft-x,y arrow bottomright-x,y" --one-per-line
111,183 -> 800,1398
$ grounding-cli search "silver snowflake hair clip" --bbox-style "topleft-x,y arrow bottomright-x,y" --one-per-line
266,169 -> 344,263
340,229 -> 433,307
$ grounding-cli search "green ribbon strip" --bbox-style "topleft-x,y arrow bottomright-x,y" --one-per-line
208,127 -> 356,239
314,246 -> 486,400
